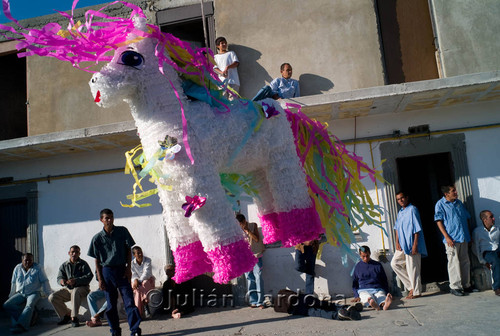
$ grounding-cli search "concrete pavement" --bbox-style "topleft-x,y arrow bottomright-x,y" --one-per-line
1,289 -> 498,336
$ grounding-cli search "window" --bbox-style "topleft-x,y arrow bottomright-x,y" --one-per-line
376,0 -> 439,84
156,1 -> 215,52
0,46 -> 27,140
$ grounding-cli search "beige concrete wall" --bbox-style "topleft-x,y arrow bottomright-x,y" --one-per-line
213,0 -> 385,98
27,56 -> 132,136
430,0 -> 500,77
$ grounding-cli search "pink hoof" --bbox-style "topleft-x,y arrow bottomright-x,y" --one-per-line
258,212 -> 281,244
279,207 -> 324,247
172,241 -> 212,283
206,239 -> 257,284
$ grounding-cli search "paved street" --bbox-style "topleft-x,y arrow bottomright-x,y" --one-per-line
1,289 -> 498,336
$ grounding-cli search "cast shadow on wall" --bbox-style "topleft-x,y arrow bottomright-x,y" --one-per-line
298,74 -> 334,96
229,44 -> 273,99
225,45 -> 335,99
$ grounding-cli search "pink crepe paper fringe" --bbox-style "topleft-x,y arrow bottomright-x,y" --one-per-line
279,206 -> 325,247
258,212 -> 281,244
206,239 -> 257,284
172,241 -> 212,283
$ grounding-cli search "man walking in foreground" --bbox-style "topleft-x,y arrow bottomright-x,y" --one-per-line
88,209 -> 141,336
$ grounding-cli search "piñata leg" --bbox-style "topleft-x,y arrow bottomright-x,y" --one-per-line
247,170 -> 281,244
265,149 -> 324,247
157,188 -> 212,283
186,163 -> 257,284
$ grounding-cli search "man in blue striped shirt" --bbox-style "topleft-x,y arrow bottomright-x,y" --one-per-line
3,253 -> 52,333
391,191 -> 427,299
434,185 -> 472,296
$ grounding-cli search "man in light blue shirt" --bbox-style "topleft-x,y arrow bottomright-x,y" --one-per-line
391,191 -> 427,299
473,210 -> 500,296
270,63 -> 300,99
434,185 -> 472,296
3,253 -> 52,334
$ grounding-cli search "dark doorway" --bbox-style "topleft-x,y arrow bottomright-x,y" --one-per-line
0,52 -> 27,140
0,198 -> 28,307
396,152 -> 454,283
157,1 -> 215,52
161,19 -> 206,49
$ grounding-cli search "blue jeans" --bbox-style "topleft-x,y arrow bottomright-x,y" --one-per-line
87,289 -> 108,317
484,249 -> 500,290
3,292 -> 40,330
295,246 -> 317,295
102,266 -> 141,335
245,257 -> 264,306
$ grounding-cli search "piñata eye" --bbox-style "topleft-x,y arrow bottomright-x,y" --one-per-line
119,51 -> 145,68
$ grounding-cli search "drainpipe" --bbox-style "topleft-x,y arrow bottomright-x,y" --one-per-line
369,140 -> 387,258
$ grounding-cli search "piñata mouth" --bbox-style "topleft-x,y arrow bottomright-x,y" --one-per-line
94,90 -> 101,103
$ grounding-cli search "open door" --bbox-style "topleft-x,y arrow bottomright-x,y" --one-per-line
396,152 -> 454,283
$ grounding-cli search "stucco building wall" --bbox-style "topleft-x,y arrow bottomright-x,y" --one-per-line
214,0 -> 385,98
27,57 -> 132,135
430,0 -> 500,77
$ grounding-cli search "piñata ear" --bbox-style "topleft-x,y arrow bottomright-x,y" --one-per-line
133,15 -> 148,32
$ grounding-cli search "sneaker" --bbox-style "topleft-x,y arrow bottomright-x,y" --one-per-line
346,306 -> 361,320
111,328 -> 122,336
337,308 -> 351,320
71,317 -> 80,327
57,315 -> 72,325
131,328 -> 142,336
10,324 -> 27,334
495,288 -> 500,296
450,288 -> 464,296
350,302 -> 363,312
463,286 -> 474,294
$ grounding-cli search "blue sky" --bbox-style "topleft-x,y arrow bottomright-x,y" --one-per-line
0,1 -> 109,23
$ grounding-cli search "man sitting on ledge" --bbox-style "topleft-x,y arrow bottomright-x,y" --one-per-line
473,210 -> 500,296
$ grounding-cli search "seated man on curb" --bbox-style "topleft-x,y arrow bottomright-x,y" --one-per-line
351,246 -> 393,311
3,253 -> 52,334
131,246 -> 155,318
473,210 -> 500,296
49,245 -> 93,328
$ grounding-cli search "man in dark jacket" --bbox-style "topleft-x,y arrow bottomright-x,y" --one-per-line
49,245 -> 93,327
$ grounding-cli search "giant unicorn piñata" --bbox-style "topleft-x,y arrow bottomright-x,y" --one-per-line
1,1 -> 384,283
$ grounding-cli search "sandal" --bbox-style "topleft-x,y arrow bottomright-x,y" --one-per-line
86,317 -> 102,327
406,294 -> 421,299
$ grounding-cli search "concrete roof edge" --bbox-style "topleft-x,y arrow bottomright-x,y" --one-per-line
290,71 -> 500,106
0,120 -> 136,151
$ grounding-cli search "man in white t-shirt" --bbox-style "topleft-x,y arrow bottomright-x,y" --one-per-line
214,36 -> 240,97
